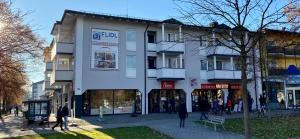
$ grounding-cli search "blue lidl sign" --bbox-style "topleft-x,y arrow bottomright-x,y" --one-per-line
92,29 -> 119,44
286,75 -> 300,84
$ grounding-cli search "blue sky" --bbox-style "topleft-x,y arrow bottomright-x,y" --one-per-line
13,0 -> 179,83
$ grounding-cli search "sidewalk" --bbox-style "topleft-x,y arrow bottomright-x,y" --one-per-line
0,110 -> 299,139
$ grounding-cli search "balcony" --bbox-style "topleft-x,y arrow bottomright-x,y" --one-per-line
207,70 -> 252,80
147,43 -> 157,51
45,62 -> 53,71
43,81 -> 54,91
156,41 -> 185,53
267,46 -> 300,56
157,68 -> 185,80
51,42 -> 74,60
50,70 -> 73,85
147,69 -> 157,78
206,46 -> 239,56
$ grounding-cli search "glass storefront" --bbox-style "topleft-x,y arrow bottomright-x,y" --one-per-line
192,89 -> 224,112
148,89 -> 186,113
82,90 -> 141,115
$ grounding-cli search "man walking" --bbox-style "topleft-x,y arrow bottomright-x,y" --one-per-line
52,106 -> 63,131
61,103 -> 69,130
178,101 -> 188,128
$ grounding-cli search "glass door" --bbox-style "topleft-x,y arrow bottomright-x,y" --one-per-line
287,90 -> 294,108
295,90 -> 300,107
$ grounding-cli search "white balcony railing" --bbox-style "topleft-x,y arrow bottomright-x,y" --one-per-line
147,69 -> 157,77
207,70 -> 252,80
50,70 -> 73,85
51,42 -> 74,60
157,68 -> 185,79
45,62 -> 53,71
147,43 -> 157,51
156,41 -> 185,53
206,46 -> 239,56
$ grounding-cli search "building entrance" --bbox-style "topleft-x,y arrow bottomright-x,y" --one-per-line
148,89 -> 185,113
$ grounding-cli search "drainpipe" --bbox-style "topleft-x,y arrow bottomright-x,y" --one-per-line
144,23 -> 150,115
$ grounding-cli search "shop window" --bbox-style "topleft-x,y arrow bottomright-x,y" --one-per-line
126,55 -> 136,78
90,90 -> 113,115
200,60 -> 207,70
147,31 -> 156,43
126,29 -> 136,51
148,56 -> 157,69
114,90 -> 136,114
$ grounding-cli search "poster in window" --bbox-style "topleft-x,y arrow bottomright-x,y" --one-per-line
91,46 -> 118,69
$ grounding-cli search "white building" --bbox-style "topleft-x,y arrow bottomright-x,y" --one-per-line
44,10 -> 263,117
32,80 -> 45,100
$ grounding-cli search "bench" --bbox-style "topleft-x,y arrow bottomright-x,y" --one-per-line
203,115 -> 225,131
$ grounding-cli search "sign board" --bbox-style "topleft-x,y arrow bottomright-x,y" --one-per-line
161,81 -> 175,89
201,83 -> 241,90
92,29 -> 119,44
286,75 -> 300,85
230,84 -> 242,90
201,84 -> 217,89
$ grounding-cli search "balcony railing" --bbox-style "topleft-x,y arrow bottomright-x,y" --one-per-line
206,46 -> 239,56
147,43 -> 157,51
157,68 -> 185,79
147,69 -> 157,77
51,42 -> 74,60
50,70 -> 73,85
268,68 -> 287,76
156,41 -> 185,53
267,46 -> 300,55
45,62 -> 53,71
207,70 -> 252,80
43,81 -> 54,91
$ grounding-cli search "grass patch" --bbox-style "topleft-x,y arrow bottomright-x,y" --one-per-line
196,116 -> 300,139
11,126 -> 172,139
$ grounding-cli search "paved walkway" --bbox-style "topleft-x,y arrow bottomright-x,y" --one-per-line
0,110 -> 300,139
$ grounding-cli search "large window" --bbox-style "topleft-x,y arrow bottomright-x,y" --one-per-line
126,29 -> 136,51
126,55 -> 136,78
114,90 -> 136,114
200,60 -> 207,70
90,90 -> 113,115
216,61 -> 223,70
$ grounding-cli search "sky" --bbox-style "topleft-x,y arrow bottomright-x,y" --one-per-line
13,0 -> 180,83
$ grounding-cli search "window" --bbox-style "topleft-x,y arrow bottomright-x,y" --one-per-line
94,52 -> 117,69
200,60 -> 207,70
126,55 -> 136,78
147,31 -> 156,43
216,61 -> 223,70
57,58 -> 70,70
148,56 -> 157,69
126,29 -> 136,51
208,60 -> 214,70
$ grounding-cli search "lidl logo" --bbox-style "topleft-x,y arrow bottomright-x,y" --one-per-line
92,29 -> 119,43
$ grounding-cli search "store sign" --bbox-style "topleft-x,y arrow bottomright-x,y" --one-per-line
161,81 -> 175,89
216,84 -> 228,89
201,84 -> 217,89
230,84 -> 242,90
286,75 -> 300,84
92,29 -> 119,44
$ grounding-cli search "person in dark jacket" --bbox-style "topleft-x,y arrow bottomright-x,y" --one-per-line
52,106 -> 63,131
61,103 -> 69,130
178,102 -> 188,128
200,97 -> 208,120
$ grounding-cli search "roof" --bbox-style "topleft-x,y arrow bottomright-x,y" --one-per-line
263,28 -> 300,36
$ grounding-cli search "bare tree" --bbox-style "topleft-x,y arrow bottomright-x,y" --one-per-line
174,0 -> 297,138
0,0 -> 44,115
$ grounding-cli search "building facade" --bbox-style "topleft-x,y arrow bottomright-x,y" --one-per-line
45,10 -> 263,117
262,29 -> 300,109
32,80 -> 44,100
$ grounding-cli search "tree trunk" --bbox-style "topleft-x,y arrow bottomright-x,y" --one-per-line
241,52 -> 251,139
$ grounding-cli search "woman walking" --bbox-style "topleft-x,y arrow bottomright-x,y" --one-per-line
178,101 -> 188,128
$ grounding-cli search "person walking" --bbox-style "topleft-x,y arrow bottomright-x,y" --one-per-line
200,97 -> 209,120
226,98 -> 232,114
61,103 -> 69,130
178,101 -> 188,128
15,106 -> 19,117
52,106 -> 64,131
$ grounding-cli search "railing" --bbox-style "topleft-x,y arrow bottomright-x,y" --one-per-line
267,46 -> 300,55
157,68 -> 185,79
45,62 -> 53,71
268,68 -> 287,76
147,69 -> 157,77
50,70 -> 73,85
207,70 -> 251,80
156,41 -> 185,53
206,45 -> 239,56
51,42 -> 74,60
147,43 -> 157,51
